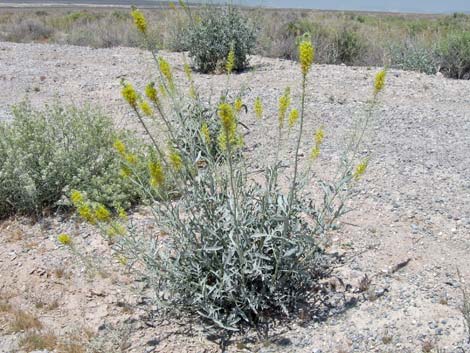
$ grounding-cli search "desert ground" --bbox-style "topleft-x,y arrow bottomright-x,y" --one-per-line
0,40 -> 470,352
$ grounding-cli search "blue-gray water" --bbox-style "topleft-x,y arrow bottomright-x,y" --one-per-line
3,0 -> 470,13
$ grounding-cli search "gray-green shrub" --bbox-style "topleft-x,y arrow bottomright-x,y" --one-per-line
0,102 -> 142,217
389,41 -> 438,75
436,31 -> 470,79
335,26 -> 364,65
183,5 -> 257,73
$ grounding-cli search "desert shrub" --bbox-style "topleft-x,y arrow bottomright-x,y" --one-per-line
334,26 -> 364,65
282,20 -> 337,63
389,41 -> 438,75
66,9 -> 387,344
0,102 -> 144,218
182,5 -> 257,73
436,31 -> 470,79
5,18 -> 53,42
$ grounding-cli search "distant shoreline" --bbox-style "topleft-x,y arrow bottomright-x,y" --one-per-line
0,1 -> 469,14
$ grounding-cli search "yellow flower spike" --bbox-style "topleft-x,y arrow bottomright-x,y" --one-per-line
201,122 -> 211,145
158,58 -> 173,84
310,146 -> 321,160
169,2 -> 176,10
78,204 -> 96,224
148,160 -> 165,188
278,87 -> 291,129
234,98 -> 243,113
125,153 -> 138,165
131,8 -> 147,34
374,69 -> 387,95
288,109 -> 299,128
70,190 -> 84,205
353,158 -> 369,181
114,223 -> 127,236
314,127 -> 325,146
169,149 -> 183,172
57,233 -> 72,246
106,225 -> 117,237
226,46 -> 235,74
254,97 -> 263,119
113,139 -> 126,157
95,204 -> 111,222
218,103 -> 235,132
299,39 -> 314,76
117,254 -> 128,266
217,132 -> 228,152
139,100 -> 153,116
145,83 -> 159,105
121,83 -> 138,108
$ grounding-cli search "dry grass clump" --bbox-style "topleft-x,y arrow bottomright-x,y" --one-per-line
19,330 -> 58,351
9,310 -> 43,332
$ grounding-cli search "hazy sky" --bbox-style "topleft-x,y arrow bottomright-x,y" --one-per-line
240,0 -> 470,13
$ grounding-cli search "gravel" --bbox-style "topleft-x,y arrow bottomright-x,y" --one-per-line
1,41 -> 470,352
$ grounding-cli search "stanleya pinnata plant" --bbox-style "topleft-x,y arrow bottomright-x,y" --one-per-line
66,8 -> 387,342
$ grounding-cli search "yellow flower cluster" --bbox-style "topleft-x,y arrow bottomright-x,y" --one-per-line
278,87 -> 291,129
353,158 -> 369,180
254,97 -> 263,119
218,103 -> 235,132
374,70 -> 386,95
226,47 -> 235,74
70,189 -> 84,205
139,100 -> 153,116
148,160 -> 165,188
234,98 -> 243,113
159,58 -> 173,84
288,109 -> 299,129
57,233 -> 72,246
121,83 -> 138,108
131,8 -> 147,34
201,122 -> 211,145
310,127 -> 325,160
145,83 -> 159,106
95,204 -> 111,222
114,139 -> 138,167
299,39 -> 314,76
70,190 -> 113,225
169,149 -> 183,172
217,103 -> 242,151
314,127 -> 325,146
106,223 -> 127,238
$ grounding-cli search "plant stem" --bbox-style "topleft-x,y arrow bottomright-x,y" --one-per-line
285,75 -> 307,233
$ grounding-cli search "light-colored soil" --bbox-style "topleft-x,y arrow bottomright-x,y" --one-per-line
0,41 -> 469,353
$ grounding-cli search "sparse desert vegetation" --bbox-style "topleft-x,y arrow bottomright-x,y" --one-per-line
0,2 -> 470,353
1,5 -> 470,78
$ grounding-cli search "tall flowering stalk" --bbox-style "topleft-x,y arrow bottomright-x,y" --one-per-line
284,38 -> 315,236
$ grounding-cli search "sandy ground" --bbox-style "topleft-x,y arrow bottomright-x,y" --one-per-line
0,41 -> 470,352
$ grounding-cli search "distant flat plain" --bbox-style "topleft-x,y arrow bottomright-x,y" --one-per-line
1,0 -> 470,13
